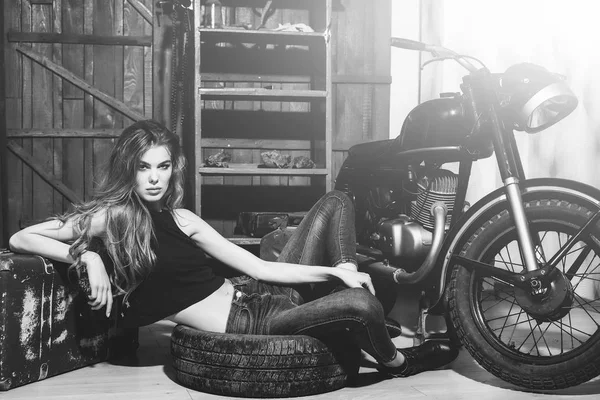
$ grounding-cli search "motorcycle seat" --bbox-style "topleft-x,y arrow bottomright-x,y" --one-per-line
349,139 -> 397,160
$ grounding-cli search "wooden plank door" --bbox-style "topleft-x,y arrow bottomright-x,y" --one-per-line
3,0 -> 154,237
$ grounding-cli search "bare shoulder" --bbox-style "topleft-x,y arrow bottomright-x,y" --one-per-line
171,208 -> 207,237
171,208 -> 200,224
170,208 -> 230,250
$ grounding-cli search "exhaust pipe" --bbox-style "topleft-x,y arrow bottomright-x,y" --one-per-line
358,202 -> 448,284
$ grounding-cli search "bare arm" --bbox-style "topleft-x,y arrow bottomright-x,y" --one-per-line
9,212 -> 114,316
173,209 -> 374,294
10,218 -> 85,263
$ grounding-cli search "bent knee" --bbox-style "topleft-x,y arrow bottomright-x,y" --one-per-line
345,288 -> 384,323
322,190 -> 354,210
326,190 -> 351,203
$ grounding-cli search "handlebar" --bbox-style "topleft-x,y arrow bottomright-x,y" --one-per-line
391,37 -> 479,73
390,37 -> 430,52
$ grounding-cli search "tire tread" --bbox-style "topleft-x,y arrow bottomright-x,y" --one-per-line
170,325 -> 358,398
447,198 -> 600,390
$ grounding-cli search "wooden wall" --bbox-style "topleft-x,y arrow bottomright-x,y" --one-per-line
3,0 -> 153,238
332,0 -> 391,173
1,0 -> 391,241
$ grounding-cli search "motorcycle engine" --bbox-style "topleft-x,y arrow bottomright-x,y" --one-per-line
410,168 -> 457,231
362,169 -> 458,264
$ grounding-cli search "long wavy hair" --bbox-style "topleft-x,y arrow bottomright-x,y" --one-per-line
60,120 -> 187,301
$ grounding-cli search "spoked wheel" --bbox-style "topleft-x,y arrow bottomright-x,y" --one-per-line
448,199 -> 600,390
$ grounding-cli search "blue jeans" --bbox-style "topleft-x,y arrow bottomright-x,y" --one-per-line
225,190 -> 397,363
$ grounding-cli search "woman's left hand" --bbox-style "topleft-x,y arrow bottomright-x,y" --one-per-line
81,251 -> 113,317
334,268 -> 376,296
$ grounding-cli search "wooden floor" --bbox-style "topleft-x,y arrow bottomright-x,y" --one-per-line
3,318 -> 600,400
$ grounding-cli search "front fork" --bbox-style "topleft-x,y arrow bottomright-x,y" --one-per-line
504,177 -> 540,272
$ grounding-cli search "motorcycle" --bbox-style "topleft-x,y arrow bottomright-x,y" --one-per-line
335,37 -> 600,390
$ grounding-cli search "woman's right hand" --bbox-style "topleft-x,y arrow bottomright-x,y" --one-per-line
334,268 -> 376,296
81,251 -> 113,317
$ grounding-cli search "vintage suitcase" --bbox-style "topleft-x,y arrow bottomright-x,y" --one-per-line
236,212 -> 290,238
0,250 -> 137,391
237,212 -> 307,238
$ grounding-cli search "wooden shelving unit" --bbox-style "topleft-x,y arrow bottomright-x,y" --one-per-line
190,0 -> 332,238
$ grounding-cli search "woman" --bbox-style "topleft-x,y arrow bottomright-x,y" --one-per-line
9,120 -> 457,378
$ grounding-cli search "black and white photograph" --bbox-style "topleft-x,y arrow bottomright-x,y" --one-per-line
1,0 -> 600,399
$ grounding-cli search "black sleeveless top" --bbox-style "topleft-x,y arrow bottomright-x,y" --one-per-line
121,210 -> 225,328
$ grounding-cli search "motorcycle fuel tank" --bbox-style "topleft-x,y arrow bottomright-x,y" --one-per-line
397,95 -> 470,151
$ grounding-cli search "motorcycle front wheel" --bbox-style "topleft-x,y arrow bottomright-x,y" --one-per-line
448,198 -> 600,390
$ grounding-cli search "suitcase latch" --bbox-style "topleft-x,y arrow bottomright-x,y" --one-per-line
39,257 -> 54,274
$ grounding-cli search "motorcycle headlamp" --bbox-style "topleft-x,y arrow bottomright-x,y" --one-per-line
502,63 -> 578,134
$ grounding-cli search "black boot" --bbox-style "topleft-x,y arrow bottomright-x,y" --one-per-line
378,340 -> 459,377
385,317 -> 402,338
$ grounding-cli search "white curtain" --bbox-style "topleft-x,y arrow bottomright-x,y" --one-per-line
423,0 -> 600,203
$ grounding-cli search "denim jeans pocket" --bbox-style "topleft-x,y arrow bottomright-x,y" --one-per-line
227,303 -> 252,334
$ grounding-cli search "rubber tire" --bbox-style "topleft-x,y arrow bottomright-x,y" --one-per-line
447,198 -> 600,390
171,324 -> 361,398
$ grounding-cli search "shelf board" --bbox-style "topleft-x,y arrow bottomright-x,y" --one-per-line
199,88 -> 326,101
199,28 -> 325,46
201,72 -> 313,84
228,236 -> 262,246
199,164 -> 328,176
